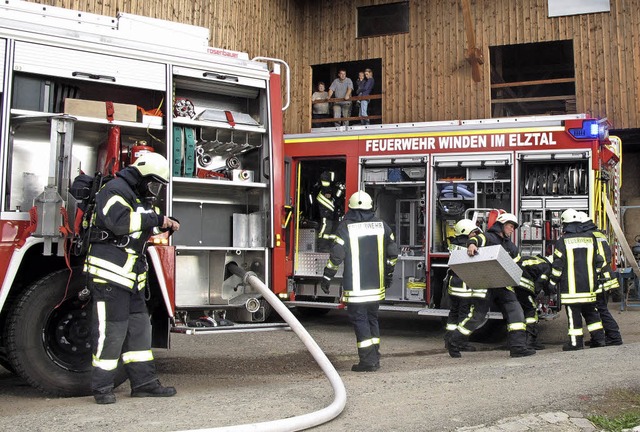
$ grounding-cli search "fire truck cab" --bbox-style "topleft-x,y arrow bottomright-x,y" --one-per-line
0,1 -> 288,396
282,115 -> 620,317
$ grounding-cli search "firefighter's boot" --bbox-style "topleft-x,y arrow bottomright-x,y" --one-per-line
443,331 -> 451,349
131,380 -> 177,398
589,329 -> 606,348
460,341 -> 477,352
93,390 -> 116,404
448,330 -> 467,358
526,324 -> 545,350
353,345 -> 379,371
351,363 -> 380,372
562,336 -> 584,351
508,330 -> 536,357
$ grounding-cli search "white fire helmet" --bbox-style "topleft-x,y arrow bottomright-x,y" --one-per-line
575,211 -> 591,223
132,152 -> 170,184
348,190 -> 373,210
496,212 -> 519,228
560,208 -> 580,224
454,219 -> 481,236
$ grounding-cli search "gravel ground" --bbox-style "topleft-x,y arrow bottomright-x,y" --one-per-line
1,303 -> 639,432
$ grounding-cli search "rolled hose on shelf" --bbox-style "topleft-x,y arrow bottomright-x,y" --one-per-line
179,262 -> 347,432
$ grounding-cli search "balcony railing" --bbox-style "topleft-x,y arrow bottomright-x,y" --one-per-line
311,94 -> 383,128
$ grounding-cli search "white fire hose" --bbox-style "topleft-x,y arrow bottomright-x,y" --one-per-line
178,262 -> 347,432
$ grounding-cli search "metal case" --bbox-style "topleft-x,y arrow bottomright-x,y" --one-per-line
448,245 -> 522,289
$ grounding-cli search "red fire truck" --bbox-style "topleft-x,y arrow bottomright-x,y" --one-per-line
281,115 -> 621,318
0,1 -> 289,396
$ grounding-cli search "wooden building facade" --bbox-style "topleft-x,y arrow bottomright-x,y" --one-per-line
35,0 -> 640,135
17,0 -> 640,242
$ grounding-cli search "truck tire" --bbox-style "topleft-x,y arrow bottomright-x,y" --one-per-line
6,267 -> 125,396
0,355 -> 15,374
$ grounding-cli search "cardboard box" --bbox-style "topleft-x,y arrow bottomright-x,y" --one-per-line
64,98 -> 138,122
448,245 -> 522,289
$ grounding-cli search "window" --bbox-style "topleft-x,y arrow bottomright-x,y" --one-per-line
357,1 -> 409,38
490,40 -> 575,117
311,59 -> 383,127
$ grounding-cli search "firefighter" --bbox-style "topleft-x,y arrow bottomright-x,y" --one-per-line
315,170 -> 345,252
517,255 -> 552,350
447,212 -> 535,358
443,219 -> 486,352
576,211 -> 623,346
85,152 -> 180,404
321,190 -> 398,372
549,209 -> 606,351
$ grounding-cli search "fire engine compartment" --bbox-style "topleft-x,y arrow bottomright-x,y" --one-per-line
285,116 -> 610,315
2,3 -> 280,334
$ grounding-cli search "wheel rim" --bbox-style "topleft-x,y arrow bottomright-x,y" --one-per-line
43,296 -> 92,373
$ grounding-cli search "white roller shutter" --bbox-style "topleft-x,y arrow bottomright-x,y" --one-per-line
13,41 -> 166,91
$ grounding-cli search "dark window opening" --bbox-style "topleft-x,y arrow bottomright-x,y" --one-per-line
311,59 -> 383,127
490,40 -> 576,117
357,1 -> 409,38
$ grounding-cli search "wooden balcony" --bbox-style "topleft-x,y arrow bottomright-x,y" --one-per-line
311,94 -> 383,129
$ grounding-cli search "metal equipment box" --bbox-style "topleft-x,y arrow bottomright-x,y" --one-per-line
448,245 -> 522,289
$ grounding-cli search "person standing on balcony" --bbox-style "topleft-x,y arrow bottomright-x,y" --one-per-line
357,69 -> 375,125
327,69 -> 353,126
311,81 -> 330,128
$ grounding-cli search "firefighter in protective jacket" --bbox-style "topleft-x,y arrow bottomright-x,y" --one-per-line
444,219 -> 486,352
517,255 -> 552,350
321,190 -> 398,372
576,211 -> 623,346
315,170 -> 345,251
549,209 -> 606,350
447,212 -> 535,358
84,153 -> 180,404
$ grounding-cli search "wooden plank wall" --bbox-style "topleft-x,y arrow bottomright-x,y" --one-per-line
34,0 -> 640,135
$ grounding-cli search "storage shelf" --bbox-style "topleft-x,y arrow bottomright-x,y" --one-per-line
173,117 -> 266,134
364,181 -> 425,186
172,177 -> 267,203
175,246 -> 266,252
11,109 -> 164,130
173,177 -> 267,188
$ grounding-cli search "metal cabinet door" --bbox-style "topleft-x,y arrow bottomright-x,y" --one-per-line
0,38 -> 5,89
13,41 -> 166,90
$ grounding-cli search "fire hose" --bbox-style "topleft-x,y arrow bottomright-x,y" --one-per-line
178,262 -> 347,432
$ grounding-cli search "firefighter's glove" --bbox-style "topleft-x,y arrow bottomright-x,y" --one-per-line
320,277 -> 331,295
546,282 -> 557,295
161,216 -> 181,234
384,265 -> 394,288
384,276 -> 393,289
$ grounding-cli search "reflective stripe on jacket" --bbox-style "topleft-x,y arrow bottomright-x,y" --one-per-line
323,209 -> 398,304
84,168 -> 162,291
549,227 -> 605,304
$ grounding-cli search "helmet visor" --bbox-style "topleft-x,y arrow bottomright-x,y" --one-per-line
145,180 -> 164,197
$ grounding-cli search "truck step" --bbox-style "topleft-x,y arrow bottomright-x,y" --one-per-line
283,300 -> 344,309
171,322 -> 290,335
284,301 -> 504,319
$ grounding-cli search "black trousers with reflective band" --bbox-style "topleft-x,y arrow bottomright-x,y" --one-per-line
595,291 -> 622,343
91,281 -> 157,393
565,302 -> 605,347
446,295 -> 473,330
347,302 -> 380,366
515,288 -> 538,323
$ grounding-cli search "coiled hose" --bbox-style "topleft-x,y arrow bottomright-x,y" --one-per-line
179,262 -> 347,432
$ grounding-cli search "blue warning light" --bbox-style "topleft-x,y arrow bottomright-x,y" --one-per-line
568,119 -> 607,140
